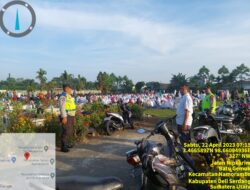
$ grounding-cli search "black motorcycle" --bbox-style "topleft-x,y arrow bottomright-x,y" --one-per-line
193,110 -> 241,166
126,120 -> 197,190
215,100 -> 249,129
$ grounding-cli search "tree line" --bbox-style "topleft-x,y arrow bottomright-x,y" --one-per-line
0,70 -> 134,94
0,63 -> 249,93
169,63 -> 249,91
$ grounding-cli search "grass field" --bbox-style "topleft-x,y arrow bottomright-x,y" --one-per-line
144,108 -> 176,118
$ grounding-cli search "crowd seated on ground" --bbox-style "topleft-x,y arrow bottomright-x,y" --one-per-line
76,93 -> 176,109
1,89 -> 249,111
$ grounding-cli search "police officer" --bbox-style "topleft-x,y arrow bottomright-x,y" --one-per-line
202,85 -> 216,114
59,84 -> 76,152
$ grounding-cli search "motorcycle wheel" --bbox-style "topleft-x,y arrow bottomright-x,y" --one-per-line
197,139 -> 216,167
105,120 -> 116,136
203,153 -> 213,166
244,120 -> 250,131
224,134 -> 241,143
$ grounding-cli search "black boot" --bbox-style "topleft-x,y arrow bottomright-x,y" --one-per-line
61,146 -> 70,153
66,144 -> 74,149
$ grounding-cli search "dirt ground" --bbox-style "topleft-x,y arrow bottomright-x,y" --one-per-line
56,117 -> 166,190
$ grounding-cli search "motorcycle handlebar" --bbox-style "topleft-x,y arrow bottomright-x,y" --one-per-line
134,117 -> 175,145
134,131 -> 154,145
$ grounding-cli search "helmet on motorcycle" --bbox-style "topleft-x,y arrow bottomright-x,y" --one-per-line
223,107 -> 234,116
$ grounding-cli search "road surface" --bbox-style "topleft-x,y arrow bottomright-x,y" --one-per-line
56,118 -> 166,190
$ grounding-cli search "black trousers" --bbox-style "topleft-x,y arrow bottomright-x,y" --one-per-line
166,125 -> 190,157
122,111 -> 130,124
60,116 -> 74,147
177,125 -> 191,145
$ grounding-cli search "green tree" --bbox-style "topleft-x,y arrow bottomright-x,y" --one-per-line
110,73 -> 118,92
85,81 -> 96,90
75,75 -> 87,91
25,79 -> 37,93
135,81 -> 145,92
6,77 -> 16,90
36,68 -> 47,90
217,65 -> 230,84
189,75 -> 201,90
120,75 -> 134,93
170,73 -> 187,91
50,77 -> 61,88
234,63 -> 250,80
97,72 -> 112,93
228,63 -> 250,82
218,65 -> 229,76
146,82 -> 161,91
198,65 -> 210,84
46,81 -> 57,93
116,76 -> 123,91
60,70 -> 73,84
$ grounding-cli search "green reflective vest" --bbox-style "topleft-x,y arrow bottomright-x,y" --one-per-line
65,94 -> 76,116
202,92 -> 216,113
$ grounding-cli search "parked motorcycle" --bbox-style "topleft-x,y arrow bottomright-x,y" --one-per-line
126,120 -> 197,190
216,101 -> 247,130
104,111 -> 134,136
192,111 -> 241,165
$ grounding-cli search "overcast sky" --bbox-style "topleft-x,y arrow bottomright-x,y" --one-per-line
0,0 -> 250,83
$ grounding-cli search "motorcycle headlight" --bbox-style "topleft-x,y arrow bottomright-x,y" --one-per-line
127,155 -> 140,166
194,130 -> 207,141
223,107 -> 234,116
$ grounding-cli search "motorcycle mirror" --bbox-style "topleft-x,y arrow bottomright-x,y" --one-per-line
137,128 -> 146,134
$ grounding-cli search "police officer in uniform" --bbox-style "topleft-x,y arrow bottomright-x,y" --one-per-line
59,84 -> 76,152
202,85 -> 216,114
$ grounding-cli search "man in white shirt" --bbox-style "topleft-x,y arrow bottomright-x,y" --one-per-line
167,85 -> 193,157
176,85 -> 193,144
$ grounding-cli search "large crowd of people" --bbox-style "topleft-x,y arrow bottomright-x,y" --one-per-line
1,88 -> 250,112
1,86 -> 249,153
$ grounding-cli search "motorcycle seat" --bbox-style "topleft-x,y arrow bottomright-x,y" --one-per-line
214,116 -> 234,122
56,176 -> 123,190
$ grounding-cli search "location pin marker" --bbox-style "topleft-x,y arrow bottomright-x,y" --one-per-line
44,146 -> 49,152
24,152 -> 30,160
50,158 -> 55,165
11,156 -> 16,163
50,173 -> 55,179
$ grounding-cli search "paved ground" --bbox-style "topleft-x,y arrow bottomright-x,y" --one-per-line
56,118 -> 166,190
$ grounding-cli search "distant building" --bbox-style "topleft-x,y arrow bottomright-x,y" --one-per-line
223,79 -> 250,91
159,83 -> 170,91
142,82 -> 170,92
236,80 -> 250,90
